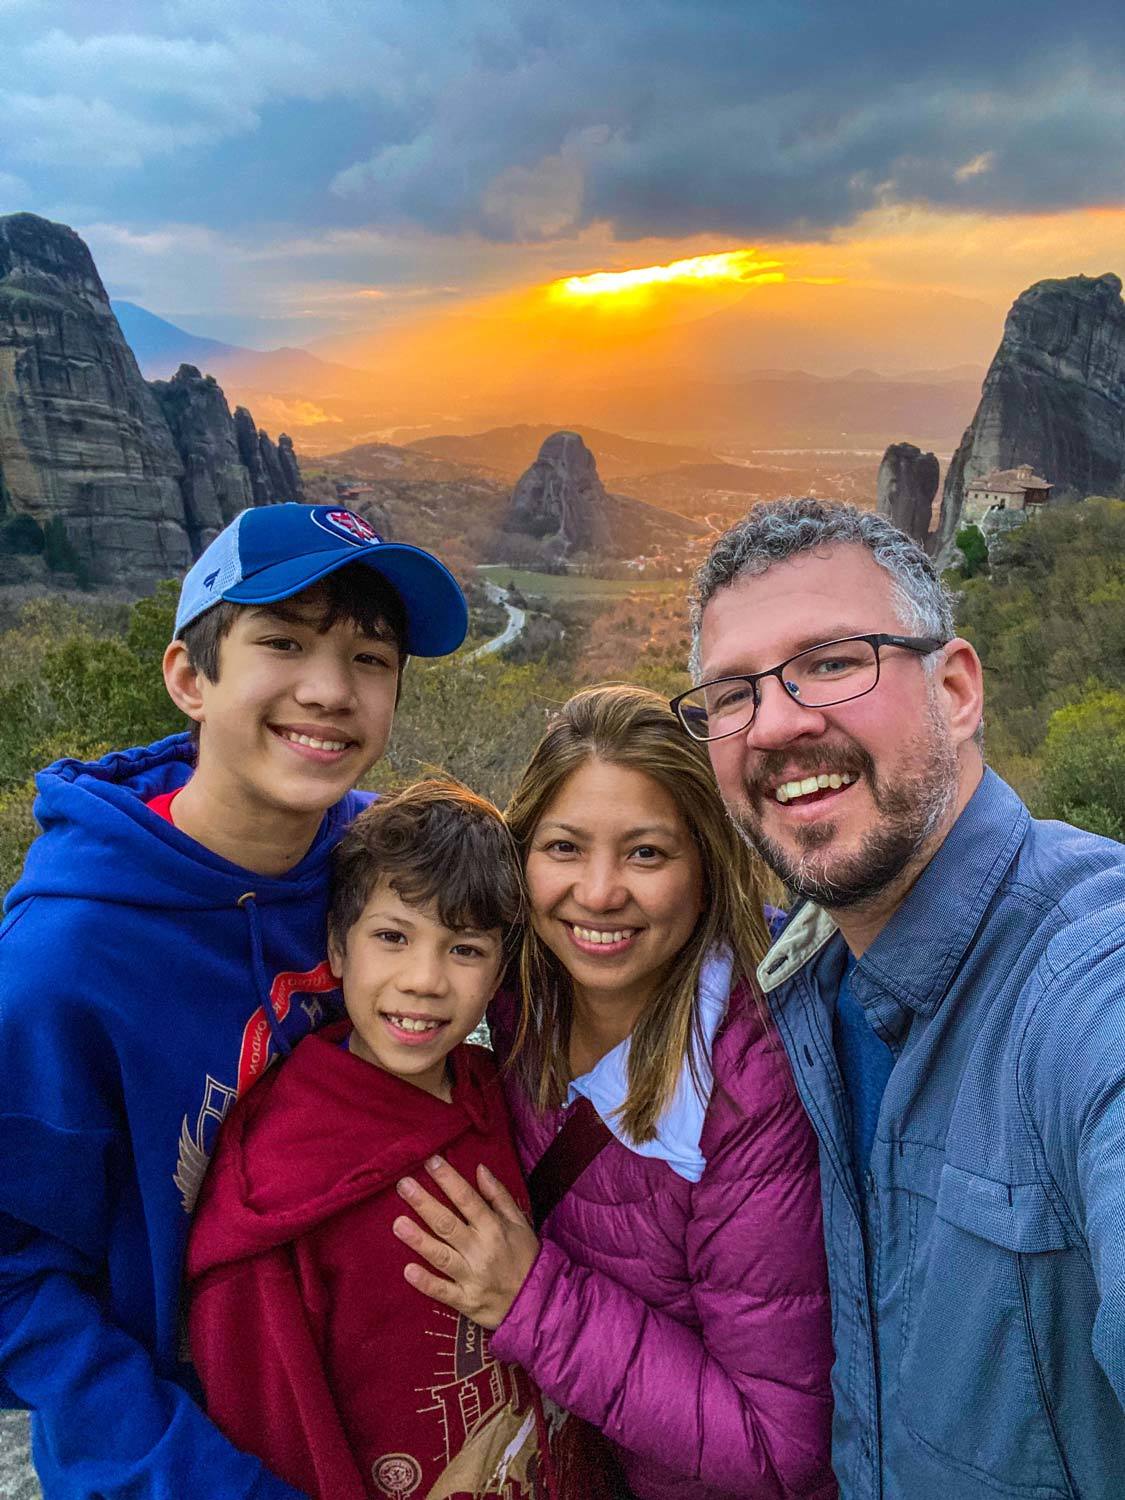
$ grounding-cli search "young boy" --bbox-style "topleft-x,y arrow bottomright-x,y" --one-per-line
187,781 -> 554,1500
0,504 -> 467,1499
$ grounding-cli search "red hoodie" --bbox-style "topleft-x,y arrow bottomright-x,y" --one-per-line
187,1023 -> 557,1500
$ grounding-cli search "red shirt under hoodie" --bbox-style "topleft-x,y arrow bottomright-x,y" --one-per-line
187,1023 -> 557,1500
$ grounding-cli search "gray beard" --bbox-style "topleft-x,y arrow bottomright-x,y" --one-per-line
732,706 -> 960,910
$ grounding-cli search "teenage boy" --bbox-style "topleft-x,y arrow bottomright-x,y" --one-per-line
187,781 -> 556,1500
0,504 -> 467,1499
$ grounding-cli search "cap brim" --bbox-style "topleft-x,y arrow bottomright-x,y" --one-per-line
223,543 -> 468,656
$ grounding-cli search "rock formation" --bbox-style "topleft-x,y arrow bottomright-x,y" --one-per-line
933,272 -> 1125,559
0,212 -> 190,584
277,434 -> 304,502
234,405 -> 271,503
149,365 -> 253,552
0,212 -> 304,586
506,431 -> 611,553
876,442 -> 939,546
258,430 -> 289,505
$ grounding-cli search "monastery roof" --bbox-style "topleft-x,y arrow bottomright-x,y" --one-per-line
966,466 -> 1052,494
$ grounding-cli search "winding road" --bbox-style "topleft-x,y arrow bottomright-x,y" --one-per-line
466,580 -> 527,660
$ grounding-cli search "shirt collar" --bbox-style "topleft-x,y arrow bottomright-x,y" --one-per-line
855,768 -> 1027,1020
566,949 -> 733,1182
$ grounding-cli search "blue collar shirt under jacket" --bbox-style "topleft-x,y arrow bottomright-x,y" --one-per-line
0,734 -> 371,1499
759,769 -> 1125,1500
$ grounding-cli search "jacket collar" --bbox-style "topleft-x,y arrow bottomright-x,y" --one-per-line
758,769 -> 1029,1026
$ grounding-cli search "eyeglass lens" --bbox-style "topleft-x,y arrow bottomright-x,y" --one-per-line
684,638 -> 880,738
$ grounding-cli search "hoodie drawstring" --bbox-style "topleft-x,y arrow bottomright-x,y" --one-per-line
238,892 -> 292,1059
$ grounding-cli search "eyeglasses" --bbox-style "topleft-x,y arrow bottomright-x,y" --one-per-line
670,633 -> 946,742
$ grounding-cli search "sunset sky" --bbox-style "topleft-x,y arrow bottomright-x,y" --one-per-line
3,0 -> 1125,378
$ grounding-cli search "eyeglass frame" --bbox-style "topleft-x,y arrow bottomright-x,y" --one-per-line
670,632 -> 947,742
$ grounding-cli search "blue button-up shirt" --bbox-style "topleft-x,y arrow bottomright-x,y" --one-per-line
759,770 -> 1125,1499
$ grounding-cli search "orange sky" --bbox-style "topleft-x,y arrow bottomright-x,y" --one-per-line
303,204 -> 1125,398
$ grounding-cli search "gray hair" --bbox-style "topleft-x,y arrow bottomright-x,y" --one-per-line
688,497 -> 955,679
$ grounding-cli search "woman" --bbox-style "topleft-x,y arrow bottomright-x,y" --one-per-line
391,685 -> 835,1499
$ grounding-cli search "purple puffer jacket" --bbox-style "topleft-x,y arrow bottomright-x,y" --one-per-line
489,982 -> 836,1500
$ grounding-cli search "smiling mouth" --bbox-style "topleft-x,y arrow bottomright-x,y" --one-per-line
774,772 -> 857,805
270,726 -> 356,754
379,1012 -> 449,1042
564,922 -> 640,954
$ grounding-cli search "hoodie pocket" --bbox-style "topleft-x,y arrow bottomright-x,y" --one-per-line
898,1166 -> 1075,1498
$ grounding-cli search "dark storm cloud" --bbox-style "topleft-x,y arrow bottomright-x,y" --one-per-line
3,0 -> 1125,240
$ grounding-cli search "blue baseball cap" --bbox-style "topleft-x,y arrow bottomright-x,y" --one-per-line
174,504 -> 468,656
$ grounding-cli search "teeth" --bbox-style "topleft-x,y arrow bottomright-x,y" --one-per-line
774,771 -> 858,804
386,1014 -> 442,1033
573,926 -> 631,945
280,730 -> 349,751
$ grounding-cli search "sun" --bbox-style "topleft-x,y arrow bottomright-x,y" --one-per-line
549,249 -> 786,303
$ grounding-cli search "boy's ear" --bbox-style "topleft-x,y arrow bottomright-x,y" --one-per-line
327,933 -> 345,980
163,639 -> 206,724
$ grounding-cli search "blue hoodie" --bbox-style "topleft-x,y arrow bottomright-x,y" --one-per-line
0,733 -> 370,1500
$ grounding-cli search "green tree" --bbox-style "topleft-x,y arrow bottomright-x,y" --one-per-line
956,498 -> 1125,791
954,523 -> 989,579
1037,685 -> 1125,840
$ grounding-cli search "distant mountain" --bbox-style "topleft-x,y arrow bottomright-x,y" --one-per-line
112,301 -> 365,395
112,301 -> 242,370
321,434 -> 703,563
409,425 -> 719,482
319,441 -> 489,485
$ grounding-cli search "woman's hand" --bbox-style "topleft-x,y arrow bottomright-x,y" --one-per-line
392,1158 -> 540,1330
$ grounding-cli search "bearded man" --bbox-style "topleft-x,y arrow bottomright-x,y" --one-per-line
674,497 -> 1125,1499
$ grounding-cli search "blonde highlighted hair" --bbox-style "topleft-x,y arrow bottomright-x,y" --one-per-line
505,684 -> 772,1144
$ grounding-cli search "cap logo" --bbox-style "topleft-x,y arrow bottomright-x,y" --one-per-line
311,506 -> 380,547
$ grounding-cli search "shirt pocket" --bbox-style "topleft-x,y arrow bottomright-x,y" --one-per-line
898,1164 -> 1075,1498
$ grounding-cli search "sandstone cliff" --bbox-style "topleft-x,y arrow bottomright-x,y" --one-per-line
933,273 -> 1125,558
0,213 -> 303,587
0,212 -> 190,584
277,434 -> 303,502
234,405 -> 271,503
149,365 -> 253,552
876,442 -> 939,546
506,431 -> 611,554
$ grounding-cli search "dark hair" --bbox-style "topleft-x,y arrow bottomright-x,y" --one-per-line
178,561 -> 409,683
328,778 -> 525,956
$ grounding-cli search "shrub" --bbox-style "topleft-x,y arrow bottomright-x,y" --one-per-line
1037,685 -> 1125,840
954,523 -> 989,579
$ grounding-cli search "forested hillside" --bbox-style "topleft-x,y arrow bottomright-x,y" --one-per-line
1,497 -> 1121,893
953,497 -> 1125,839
